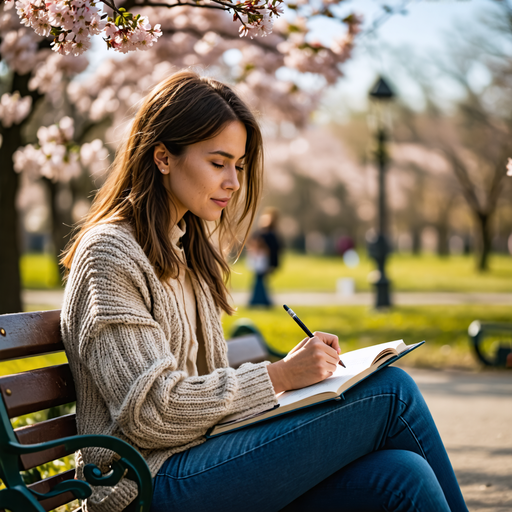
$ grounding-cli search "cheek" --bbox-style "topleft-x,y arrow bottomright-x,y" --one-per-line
189,167 -> 216,195
182,170 -> 211,207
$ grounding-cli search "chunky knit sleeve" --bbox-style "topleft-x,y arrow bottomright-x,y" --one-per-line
62,225 -> 278,449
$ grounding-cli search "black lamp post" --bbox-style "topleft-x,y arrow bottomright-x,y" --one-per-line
367,76 -> 395,308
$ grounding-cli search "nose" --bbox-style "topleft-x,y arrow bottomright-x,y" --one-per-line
224,165 -> 240,192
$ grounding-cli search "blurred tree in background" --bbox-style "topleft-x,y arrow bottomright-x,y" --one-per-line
321,2 -> 512,269
404,2 -> 512,270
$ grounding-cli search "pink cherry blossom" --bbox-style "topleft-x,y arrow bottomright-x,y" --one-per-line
14,116 -> 108,182
13,144 -> 47,179
0,28 -> 40,74
8,0 -> 289,55
0,91 -> 33,128
80,139 -> 109,175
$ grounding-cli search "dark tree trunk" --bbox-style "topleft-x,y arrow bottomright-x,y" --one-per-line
0,72 -> 43,313
476,212 -> 492,271
44,179 -> 73,278
436,223 -> 449,256
0,123 -> 23,313
411,226 -> 421,255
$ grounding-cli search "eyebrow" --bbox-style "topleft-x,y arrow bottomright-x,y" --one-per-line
208,150 -> 245,160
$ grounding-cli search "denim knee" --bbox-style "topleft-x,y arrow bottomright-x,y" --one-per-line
371,450 -> 451,512
377,367 -> 422,401
397,450 -> 450,509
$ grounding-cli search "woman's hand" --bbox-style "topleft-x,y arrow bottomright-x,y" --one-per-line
267,332 -> 341,394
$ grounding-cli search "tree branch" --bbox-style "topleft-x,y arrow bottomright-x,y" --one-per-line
158,24 -> 280,53
359,0 -> 414,41
138,0 -> 228,11
101,0 -> 126,17
444,149 -> 483,215
487,147 -> 510,212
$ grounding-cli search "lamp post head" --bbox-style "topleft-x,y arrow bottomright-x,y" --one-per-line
369,76 -> 395,101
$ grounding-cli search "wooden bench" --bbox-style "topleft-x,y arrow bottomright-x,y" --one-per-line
0,310 -> 281,512
468,320 -> 512,368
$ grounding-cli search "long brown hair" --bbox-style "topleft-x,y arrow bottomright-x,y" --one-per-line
61,70 -> 264,314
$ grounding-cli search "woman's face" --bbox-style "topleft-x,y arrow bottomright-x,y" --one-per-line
155,120 -> 246,222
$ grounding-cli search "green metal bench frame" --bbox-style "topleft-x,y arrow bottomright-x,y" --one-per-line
468,320 -> 512,367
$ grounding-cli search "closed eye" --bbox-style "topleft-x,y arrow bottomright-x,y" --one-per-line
212,162 -> 244,172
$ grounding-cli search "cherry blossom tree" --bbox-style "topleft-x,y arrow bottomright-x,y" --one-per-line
1,0 -> 99,312
0,0 -> 364,313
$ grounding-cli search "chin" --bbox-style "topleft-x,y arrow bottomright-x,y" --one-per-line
193,209 -> 223,222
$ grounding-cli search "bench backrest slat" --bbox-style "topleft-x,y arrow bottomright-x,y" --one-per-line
0,310 -> 63,362
0,365 -> 76,418
15,414 -> 77,470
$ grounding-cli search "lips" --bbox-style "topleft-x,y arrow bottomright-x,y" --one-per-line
211,198 -> 230,208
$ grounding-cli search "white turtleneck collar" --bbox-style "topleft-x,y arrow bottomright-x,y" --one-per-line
170,219 -> 186,251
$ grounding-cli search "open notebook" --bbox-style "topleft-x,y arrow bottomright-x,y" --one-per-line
207,339 -> 424,437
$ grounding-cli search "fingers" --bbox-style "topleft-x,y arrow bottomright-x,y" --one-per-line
313,331 -> 341,355
279,336 -> 339,390
305,337 -> 339,370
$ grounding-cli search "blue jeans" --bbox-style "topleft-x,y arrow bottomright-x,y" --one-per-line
151,368 -> 468,512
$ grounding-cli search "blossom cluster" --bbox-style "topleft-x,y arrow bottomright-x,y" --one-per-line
13,116 -> 109,182
104,12 -> 162,53
0,27 -> 40,74
238,1 -> 284,38
64,4 -> 360,130
29,52 -> 89,103
507,158 -> 512,177
80,138 -> 109,175
11,0 -> 162,55
277,14 -> 361,85
0,91 -> 32,128
14,0 -> 103,55
9,0 -> 285,56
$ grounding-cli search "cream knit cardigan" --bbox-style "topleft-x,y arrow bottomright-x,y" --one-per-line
61,222 -> 278,512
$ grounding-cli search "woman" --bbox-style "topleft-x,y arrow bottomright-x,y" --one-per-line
61,71 -> 468,512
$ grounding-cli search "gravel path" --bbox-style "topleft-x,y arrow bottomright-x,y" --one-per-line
23,289 -> 512,309
405,367 -> 512,512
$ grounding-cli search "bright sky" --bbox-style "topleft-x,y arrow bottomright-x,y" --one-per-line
314,0 -> 496,114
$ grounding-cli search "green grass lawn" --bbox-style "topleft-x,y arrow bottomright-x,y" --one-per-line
22,251 -> 512,293
21,253 -> 61,289
230,252 -> 512,293
222,305 -> 512,370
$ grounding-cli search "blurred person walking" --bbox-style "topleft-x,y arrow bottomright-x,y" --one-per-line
258,207 -> 282,274
247,208 -> 282,307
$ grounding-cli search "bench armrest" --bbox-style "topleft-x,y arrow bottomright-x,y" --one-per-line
6,434 -> 152,512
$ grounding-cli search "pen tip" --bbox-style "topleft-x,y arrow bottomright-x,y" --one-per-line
283,305 -> 289,311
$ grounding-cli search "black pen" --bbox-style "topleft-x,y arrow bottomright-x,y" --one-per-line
283,304 -> 346,368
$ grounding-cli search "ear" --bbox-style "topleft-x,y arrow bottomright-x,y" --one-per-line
154,143 -> 170,174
